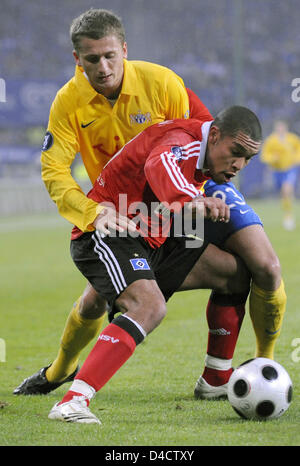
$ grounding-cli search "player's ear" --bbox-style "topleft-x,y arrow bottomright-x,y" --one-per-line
122,41 -> 128,59
208,125 -> 221,145
73,50 -> 81,66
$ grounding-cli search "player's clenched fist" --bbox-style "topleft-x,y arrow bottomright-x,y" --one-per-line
187,195 -> 230,223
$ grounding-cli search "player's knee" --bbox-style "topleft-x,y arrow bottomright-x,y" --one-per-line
253,256 -> 282,290
134,294 -> 167,333
79,294 -> 107,319
117,281 -> 167,334
147,298 -> 167,329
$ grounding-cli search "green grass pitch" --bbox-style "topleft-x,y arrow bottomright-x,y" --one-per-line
0,200 -> 299,446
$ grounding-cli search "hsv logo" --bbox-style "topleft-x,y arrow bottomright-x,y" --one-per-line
130,258 -> 150,271
99,334 -> 119,343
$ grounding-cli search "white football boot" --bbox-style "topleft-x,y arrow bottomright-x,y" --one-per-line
194,376 -> 228,400
283,217 -> 295,231
48,397 -> 101,424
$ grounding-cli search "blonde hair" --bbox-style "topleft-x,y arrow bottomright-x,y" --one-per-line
70,8 -> 125,52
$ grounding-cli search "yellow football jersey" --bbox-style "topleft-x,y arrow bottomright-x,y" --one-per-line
261,132 -> 300,171
41,60 -> 190,232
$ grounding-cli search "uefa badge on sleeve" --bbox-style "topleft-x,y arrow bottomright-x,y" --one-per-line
171,146 -> 183,162
42,131 -> 54,151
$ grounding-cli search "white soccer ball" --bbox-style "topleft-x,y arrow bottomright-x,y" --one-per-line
227,358 -> 292,420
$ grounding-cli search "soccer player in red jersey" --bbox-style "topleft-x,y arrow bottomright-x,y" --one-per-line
47,105 -> 263,423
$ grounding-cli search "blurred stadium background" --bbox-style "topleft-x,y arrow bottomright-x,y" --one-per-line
1,0 -> 300,216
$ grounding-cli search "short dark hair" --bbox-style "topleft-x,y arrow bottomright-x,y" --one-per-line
213,106 -> 262,142
70,8 -> 126,52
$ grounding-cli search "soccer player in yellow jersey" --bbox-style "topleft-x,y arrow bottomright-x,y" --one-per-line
14,9 -> 287,399
13,8 -> 210,392
261,120 -> 300,230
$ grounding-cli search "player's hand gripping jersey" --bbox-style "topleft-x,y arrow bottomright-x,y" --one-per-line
72,118 -> 213,247
203,180 -> 262,246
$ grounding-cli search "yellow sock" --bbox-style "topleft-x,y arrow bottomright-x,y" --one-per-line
281,197 -> 293,217
46,297 -> 105,383
249,279 -> 286,359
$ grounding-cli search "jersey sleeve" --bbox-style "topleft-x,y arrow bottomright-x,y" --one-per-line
164,72 -> 190,120
144,144 -> 200,212
41,95 -> 99,231
186,88 -> 213,121
203,180 -> 263,246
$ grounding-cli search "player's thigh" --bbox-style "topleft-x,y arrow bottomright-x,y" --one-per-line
224,225 -> 281,289
71,232 -> 159,312
154,236 -> 207,301
179,243 -> 250,294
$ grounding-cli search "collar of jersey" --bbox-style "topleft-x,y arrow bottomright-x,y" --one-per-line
121,59 -> 138,96
197,120 -> 213,169
74,66 -> 99,104
74,59 -> 138,104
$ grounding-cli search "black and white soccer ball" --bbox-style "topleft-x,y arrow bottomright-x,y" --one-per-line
228,358 -> 292,420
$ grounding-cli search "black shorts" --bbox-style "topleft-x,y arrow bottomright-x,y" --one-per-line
70,231 -> 208,308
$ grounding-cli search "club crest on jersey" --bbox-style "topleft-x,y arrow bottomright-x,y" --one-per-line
130,110 -> 152,125
130,258 -> 150,271
42,131 -> 54,151
171,146 -> 183,162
